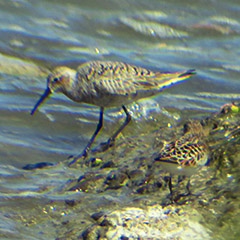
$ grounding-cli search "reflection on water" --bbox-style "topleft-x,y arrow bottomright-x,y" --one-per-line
0,0 -> 240,239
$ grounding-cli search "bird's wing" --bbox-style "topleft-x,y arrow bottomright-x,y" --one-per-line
79,61 -> 195,95
79,61 -> 148,95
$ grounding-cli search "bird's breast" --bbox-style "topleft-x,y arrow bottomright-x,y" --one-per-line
64,83 -> 160,108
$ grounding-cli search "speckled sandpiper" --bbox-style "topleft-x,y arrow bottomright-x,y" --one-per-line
31,60 -> 196,166
155,119 -> 209,166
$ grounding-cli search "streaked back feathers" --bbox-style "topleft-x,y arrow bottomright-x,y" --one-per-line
76,61 -> 195,96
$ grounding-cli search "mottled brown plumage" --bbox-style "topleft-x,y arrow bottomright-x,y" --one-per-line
155,120 -> 209,166
31,60 -> 196,166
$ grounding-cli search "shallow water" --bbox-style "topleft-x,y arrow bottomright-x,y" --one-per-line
0,0 -> 240,239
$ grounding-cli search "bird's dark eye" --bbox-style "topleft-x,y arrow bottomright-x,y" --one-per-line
53,77 -> 59,82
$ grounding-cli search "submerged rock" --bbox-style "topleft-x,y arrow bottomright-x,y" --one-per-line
22,162 -> 54,170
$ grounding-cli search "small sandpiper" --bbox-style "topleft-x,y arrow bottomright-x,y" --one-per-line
31,60 -> 196,166
155,119 -> 209,166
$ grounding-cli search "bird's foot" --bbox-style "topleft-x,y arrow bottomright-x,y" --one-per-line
68,139 -> 115,167
68,150 -> 88,167
92,138 -> 115,153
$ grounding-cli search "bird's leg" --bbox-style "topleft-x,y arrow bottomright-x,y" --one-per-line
68,107 -> 104,166
96,105 -> 131,152
108,105 -> 131,144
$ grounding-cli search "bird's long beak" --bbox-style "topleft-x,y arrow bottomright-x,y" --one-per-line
31,88 -> 51,115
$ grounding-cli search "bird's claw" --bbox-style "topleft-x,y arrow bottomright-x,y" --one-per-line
68,150 -> 88,167
68,139 -> 115,167
92,138 -> 115,153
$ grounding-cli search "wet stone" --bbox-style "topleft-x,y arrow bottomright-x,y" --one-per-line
81,205 -> 210,239
104,170 -> 129,189
91,211 -> 105,221
100,160 -> 115,169
89,157 -> 102,167
126,169 -> 145,186
69,173 -> 106,193
22,162 -> 54,170
65,199 -> 76,207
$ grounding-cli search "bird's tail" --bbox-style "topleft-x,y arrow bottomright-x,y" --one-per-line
154,69 -> 196,89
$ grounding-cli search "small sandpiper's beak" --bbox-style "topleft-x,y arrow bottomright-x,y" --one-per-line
31,88 -> 51,115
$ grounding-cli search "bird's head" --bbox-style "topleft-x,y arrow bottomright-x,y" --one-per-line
31,66 -> 76,115
47,66 -> 76,93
